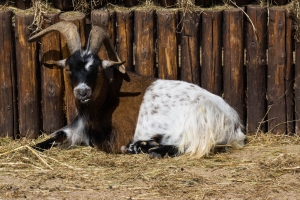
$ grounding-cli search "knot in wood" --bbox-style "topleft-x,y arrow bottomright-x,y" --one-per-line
165,14 -> 170,24
101,20 -> 107,26
142,48 -> 146,56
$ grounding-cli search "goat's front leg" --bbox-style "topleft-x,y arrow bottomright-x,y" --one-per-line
122,140 -> 178,158
122,140 -> 160,154
148,145 -> 178,158
32,131 -> 67,151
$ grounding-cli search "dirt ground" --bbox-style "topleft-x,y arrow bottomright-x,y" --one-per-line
0,133 -> 299,200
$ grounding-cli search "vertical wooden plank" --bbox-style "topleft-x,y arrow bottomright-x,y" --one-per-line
116,10 -> 134,71
285,9 -> 295,134
158,0 -> 176,7
52,0 -> 73,11
15,12 -> 40,138
215,0 -> 252,6
0,10 -> 16,137
223,8 -> 245,122
123,0 -> 138,7
195,0 -> 211,7
267,8 -> 286,134
201,10 -> 222,96
91,10 -> 116,61
246,5 -> 268,134
14,0 -> 30,9
181,11 -> 200,85
157,10 -> 178,80
295,42 -> 300,135
134,9 -> 155,77
41,11 -> 65,134
59,11 -> 86,124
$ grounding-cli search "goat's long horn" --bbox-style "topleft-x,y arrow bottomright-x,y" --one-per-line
87,26 -> 121,63
29,21 -> 81,54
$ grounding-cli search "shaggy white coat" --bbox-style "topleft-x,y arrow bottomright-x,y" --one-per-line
133,80 -> 246,158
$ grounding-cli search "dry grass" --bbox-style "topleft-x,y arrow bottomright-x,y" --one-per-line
0,133 -> 299,199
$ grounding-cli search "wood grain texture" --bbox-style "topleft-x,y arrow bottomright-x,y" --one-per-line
15,12 -> 40,138
267,8 -> 287,134
134,9 -> 156,77
285,9 -> 295,134
246,5 -> 268,134
116,10 -> 134,71
0,10 -> 17,137
181,11 -> 200,85
223,8 -> 245,122
201,10 -> 222,95
157,10 -> 178,80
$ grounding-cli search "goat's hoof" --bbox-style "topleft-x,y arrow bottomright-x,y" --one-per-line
148,152 -> 162,159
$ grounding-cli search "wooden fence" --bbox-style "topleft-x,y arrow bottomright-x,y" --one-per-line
0,4 -> 299,139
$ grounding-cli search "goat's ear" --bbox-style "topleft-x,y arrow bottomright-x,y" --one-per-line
43,59 -> 66,69
102,60 -> 126,74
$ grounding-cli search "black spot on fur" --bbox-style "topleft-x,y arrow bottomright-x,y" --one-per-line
152,94 -> 159,99
151,134 -> 163,143
151,109 -> 158,115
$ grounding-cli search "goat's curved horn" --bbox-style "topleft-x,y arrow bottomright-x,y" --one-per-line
86,27 -> 120,61
87,26 -> 125,73
29,21 -> 81,54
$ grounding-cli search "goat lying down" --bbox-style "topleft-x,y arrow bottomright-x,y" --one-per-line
29,21 -> 246,158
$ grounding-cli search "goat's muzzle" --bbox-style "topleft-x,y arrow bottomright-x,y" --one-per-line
73,83 -> 92,105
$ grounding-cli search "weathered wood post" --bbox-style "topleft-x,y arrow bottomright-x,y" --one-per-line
41,11 -> 65,134
285,9 -> 295,134
52,0 -> 73,11
295,41 -> 300,135
123,0 -> 138,7
157,10 -> 178,80
195,0 -> 211,7
134,9 -> 156,77
267,8 -> 287,134
59,11 -> 86,124
245,5 -> 268,134
116,10 -> 134,71
201,10 -> 222,95
15,0 -> 31,9
15,12 -> 40,138
181,11 -> 200,85
159,0 -> 176,7
91,10 -> 116,61
0,10 -> 17,137
223,8 -> 245,122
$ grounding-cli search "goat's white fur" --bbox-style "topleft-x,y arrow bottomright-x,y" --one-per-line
85,57 -> 94,71
53,117 -> 90,148
133,80 -> 245,158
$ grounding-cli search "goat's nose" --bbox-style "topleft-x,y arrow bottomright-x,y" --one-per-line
79,88 -> 88,97
74,83 -> 92,101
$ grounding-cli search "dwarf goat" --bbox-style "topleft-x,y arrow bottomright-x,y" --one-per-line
30,21 -> 246,158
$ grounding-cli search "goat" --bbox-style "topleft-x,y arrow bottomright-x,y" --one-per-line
29,21 -> 246,158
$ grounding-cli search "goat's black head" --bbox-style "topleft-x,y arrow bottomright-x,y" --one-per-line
29,22 -> 125,107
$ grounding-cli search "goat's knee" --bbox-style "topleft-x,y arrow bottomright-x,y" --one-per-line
32,131 -> 67,151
